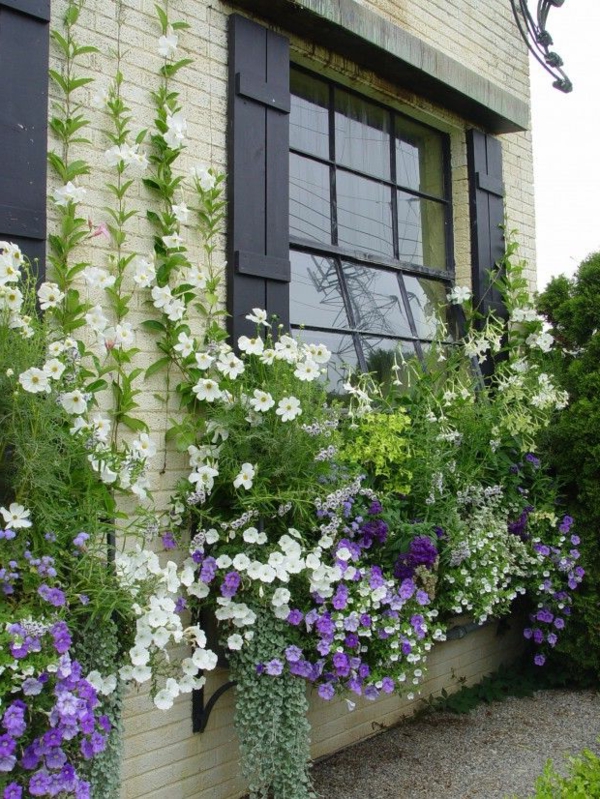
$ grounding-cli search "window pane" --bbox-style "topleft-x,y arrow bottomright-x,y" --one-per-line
361,336 -> 418,389
342,263 -> 412,337
397,193 -> 447,269
294,329 -> 359,394
336,171 -> 394,256
290,154 -> 331,243
290,70 -> 330,159
290,251 -> 348,329
335,89 -> 390,180
395,117 -> 445,197
403,275 -> 456,340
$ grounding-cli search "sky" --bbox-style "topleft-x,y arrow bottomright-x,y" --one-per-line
530,0 -> 600,290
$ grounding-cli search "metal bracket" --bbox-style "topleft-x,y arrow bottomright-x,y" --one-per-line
192,679 -> 237,734
509,0 -> 572,92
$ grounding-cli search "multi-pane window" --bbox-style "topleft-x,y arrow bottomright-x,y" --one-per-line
289,67 -> 456,388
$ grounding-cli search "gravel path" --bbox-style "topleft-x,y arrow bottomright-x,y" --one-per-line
312,690 -> 600,798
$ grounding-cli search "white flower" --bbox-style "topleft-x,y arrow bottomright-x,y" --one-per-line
131,664 -> 152,683
271,587 -> 291,607
91,415 -> 111,443
245,308 -> 270,327
19,368 -> 51,394
249,389 -> 275,413
174,332 -> 195,358
234,463 -> 255,490
129,645 -> 150,666
0,286 -> 23,311
238,335 -> 264,356
307,343 -> 331,364
82,266 -> 115,289
172,203 -> 190,224
216,352 -> 244,379
191,648 -> 218,671
190,164 -> 216,191
195,351 -> 214,370
274,335 -> 299,363
0,256 -> 20,285
131,433 -> 157,460
1,502 -> 32,529
189,464 -> 219,492
164,298 -> 185,322
52,182 -> 86,206
37,282 -> 64,310
104,145 -> 124,167
526,331 -> 554,353
232,553 -> 251,571
153,689 -> 175,710
85,305 -> 109,333
192,378 -> 222,402
448,286 -> 472,304
151,284 -> 173,309
294,359 -> 320,382
164,112 -> 187,149
114,322 -> 135,348
242,527 -> 260,544
61,390 -> 88,415
184,266 -> 208,289
162,232 -> 183,249
276,396 -> 302,422
133,257 -> 156,288
43,359 -> 66,381
158,27 -> 178,58
227,634 -> 244,650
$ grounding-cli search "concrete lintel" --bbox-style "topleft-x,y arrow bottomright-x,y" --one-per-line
224,0 -> 529,134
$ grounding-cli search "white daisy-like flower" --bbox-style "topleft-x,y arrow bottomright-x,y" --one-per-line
245,308 -> 270,327
192,378 -> 222,402
19,367 -> 51,394
42,359 -> 66,381
0,286 -> 23,312
294,359 -> 320,382
114,322 -> 135,348
47,341 -> 65,356
133,257 -> 156,288
233,462 -> 256,490
249,389 -> 275,413
1,502 -> 32,529
158,27 -> 178,59
216,352 -> 244,379
237,335 -> 264,356
37,282 -> 64,310
174,332 -> 194,358
276,396 -> 302,422
274,335 -> 299,363
61,389 -> 88,415
195,351 -> 215,370
0,256 -> 20,286
307,342 -> 331,364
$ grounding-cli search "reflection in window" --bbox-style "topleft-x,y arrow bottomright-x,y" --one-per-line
343,263 -> 411,337
290,70 -> 330,159
289,154 -> 331,243
336,171 -> 394,257
335,89 -> 391,180
295,329 -> 359,394
290,252 -> 348,330
404,275 -> 455,341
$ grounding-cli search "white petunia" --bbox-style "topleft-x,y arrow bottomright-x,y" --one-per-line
131,664 -> 152,683
276,396 -> 302,422
271,587 -> 291,607
245,308 -> 270,327
1,502 -> 32,529
237,335 -> 264,355
249,389 -> 275,413
153,689 -> 175,711
37,282 -> 64,310
191,648 -> 218,671
52,182 -> 86,206
61,390 -> 88,415
242,527 -> 259,544
227,634 -> 244,650
129,645 -> 150,666
232,553 -> 251,571
234,463 -> 256,491
19,367 -> 51,394
192,378 -> 222,403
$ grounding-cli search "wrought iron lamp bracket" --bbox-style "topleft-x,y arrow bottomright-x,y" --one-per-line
510,0 -> 572,92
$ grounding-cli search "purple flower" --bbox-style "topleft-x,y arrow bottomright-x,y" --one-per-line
2,702 -> 27,738
416,590 -> 430,606
75,780 -> 91,799
199,557 -> 217,584
0,528 -> 16,540
525,453 -> 541,469
220,571 -> 241,599
161,531 -> 177,550
534,654 -> 546,666
368,500 -> 383,515
265,659 -> 283,676
78,594 -> 90,605
315,613 -> 335,638
98,716 -> 111,733
37,583 -> 66,607
364,685 -> 379,701
381,677 -> 395,694
174,596 -> 187,613
559,515 -> 574,534
317,683 -> 335,700
287,609 -> 303,626
533,629 -> 544,644
332,584 -> 349,610
73,532 -> 90,548
0,735 -> 16,758
332,652 -> 350,678
45,747 -> 67,769
43,729 -> 63,748
571,535 -> 580,546
554,617 -> 565,630
20,744 -> 39,770
284,646 -> 303,663
536,609 -> 554,624
3,783 -> 22,799
523,628 -> 533,639
28,771 -> 52,796
547,633 -> 558,647
344,633 -> 359,649
398,579 -> 416,600
359,613 -> 372,628
22,678 -> 43,696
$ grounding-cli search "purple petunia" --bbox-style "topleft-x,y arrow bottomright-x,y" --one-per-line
317,683 -> 335,700
3,783 -> 22,799
219,570 -> 241,598
264,659 -> 283,676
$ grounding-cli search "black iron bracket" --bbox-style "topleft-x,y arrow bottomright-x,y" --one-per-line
192,678 -> 237,733
510,0 -> 572,92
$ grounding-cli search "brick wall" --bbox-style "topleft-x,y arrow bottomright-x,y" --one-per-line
44,1 -> 536,797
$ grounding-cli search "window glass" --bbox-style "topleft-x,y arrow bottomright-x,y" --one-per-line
403,275 -> 456,340
362,337 -> 418,388
395,117 -> 445,198
342,263 -> 411,337
335,89 -> 390,180
295,329 -> 358,394
290,153 -> 331,243
397,193 -> 447,269
336,171 -> 394,256
290,71 -> 330,159
290,251 -> 348,329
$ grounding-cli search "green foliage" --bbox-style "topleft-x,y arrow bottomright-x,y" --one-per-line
513,748 -> 600,799
230,611 -> 315,799
537,251 -> 600,676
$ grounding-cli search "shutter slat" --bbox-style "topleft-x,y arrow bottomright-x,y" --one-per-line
0,0 -> 50,21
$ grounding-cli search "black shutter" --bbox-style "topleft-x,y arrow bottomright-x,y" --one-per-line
227,13 -> 291,341
0,0 -> 50,275
466,129 -> 506,322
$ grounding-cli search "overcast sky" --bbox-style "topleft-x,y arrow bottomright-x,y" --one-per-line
530,0 -> 600,289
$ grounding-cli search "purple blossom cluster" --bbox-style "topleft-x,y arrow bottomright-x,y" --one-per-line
393,536 -> 438,581
1,620 -> 110,797
524,515 -> 584,664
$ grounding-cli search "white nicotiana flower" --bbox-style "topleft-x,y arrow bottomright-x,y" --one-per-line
238,335 -> 264,356
164,112 -> 187,150
61,389 -> 88,415
249,389 -> 275,413
192,378 -> 222,403
245,308 -> 270,327
216,352 -> 244,379
276,396 -> 302,422
233,463 -> 256,491
447,285 -> 472,304
52,182 -> 86,206
133,257 -> 156,288
158,27 -> 178,58
294,359 -> 320,382
37,282 -> 64,310
19,367 -> 51,394
1,502 -> 32,529
172,203 -> 190,224
43,359 -> 66,381
190,164 -> 216,191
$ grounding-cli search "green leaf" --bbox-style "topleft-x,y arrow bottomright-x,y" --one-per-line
120,415 -> 149,433
145,356 -> 171,379
86,379 -> 109,394
141,319 -> 167,334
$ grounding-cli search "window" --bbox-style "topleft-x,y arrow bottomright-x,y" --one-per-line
288,67 -> 456,388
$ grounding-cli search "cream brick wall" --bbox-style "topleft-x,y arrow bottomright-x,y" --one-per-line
44,1 -> 536,797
